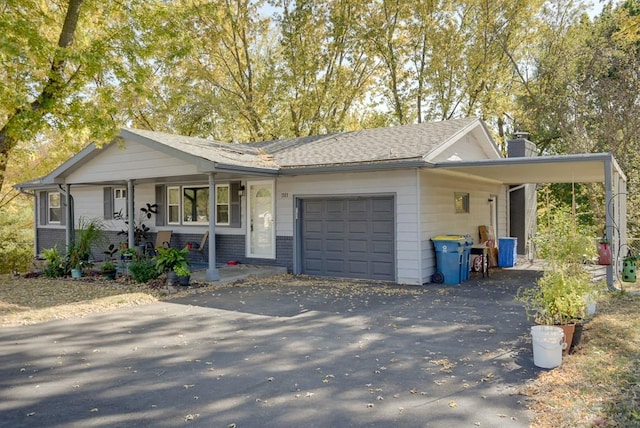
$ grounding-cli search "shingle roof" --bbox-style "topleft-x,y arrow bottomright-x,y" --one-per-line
256,117 -> 481,167
125,117 -> 482,170
121,128 -> 274,169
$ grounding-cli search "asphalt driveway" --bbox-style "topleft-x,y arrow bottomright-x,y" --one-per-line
0,269 -> 544,427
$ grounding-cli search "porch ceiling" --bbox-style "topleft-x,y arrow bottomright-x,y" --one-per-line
433,153 -> 625,184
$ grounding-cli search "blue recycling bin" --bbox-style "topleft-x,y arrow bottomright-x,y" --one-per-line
498,237 -> 517,267
432,235 -> 465,285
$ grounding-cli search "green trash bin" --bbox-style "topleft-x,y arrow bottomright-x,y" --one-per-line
432,235 -> 465,285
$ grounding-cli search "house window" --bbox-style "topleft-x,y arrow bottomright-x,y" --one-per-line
48,192 -> 61,223
114,188 -> 127,215
215,184 -> 230,225
165,184 -> 239,226
167,187 -> 180,224
455,192 -> 470,213
183,186 -> 209,224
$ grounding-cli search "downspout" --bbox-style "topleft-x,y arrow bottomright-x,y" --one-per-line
206,173 -> 220,281
415,169 -> 423,284
127,180 -> 135,249
59,184 -> 74,248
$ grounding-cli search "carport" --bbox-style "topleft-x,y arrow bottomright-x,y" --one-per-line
433,152 -> 627,289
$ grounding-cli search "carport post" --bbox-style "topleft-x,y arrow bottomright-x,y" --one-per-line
206,173 -> 220,281
605,158 -> 614,290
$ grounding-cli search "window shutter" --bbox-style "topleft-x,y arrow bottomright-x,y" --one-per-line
39,192 -> 47,225
155,185 -> 165,226
230,182 -> 241,228
103,187 -> 113,219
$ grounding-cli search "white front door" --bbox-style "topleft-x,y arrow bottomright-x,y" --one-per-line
247,181 -> 275,259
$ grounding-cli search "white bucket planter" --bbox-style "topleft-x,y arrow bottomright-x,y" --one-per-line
585,294 -> 597,317
531,325 -> 566,369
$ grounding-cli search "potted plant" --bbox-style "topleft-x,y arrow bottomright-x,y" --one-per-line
153,247 -> 189,285
174,265 -> 191,286
622,252 -> 637,283
101,261 -> 117,280
517,207 -> 603,358
67,246 -> 85,278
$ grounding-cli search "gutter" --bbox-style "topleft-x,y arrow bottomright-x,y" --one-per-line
278,159 -> 428,175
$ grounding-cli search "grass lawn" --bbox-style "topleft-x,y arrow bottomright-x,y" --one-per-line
524,289 -> 640,427
0,273 -> 639,426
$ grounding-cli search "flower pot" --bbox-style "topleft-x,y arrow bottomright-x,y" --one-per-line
102,270 -> 117,280
166,271 -> 178,286
569,323 -> 584,354
71,268 -> 82,279
177,275 -> 190,286
557,324 -> 575,355
622,259 -> 636,283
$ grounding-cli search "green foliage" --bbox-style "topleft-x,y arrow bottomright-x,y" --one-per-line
153,247 -> 189,273
128,258 -> 159,283
114,204 -> 157,246
0,204 -> 33,274
534,205 -> 597,268
518,205 -> 605,325
173,265 -> 191,277
42,247 -> 65,278
74,216 -> 106,257
101,261 -> 116,272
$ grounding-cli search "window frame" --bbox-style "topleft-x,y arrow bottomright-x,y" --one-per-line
454,192 -> 470,214
48,192 -> 61,224
167,186 -> 181,225
215,184 -> 230,226
182,185 -> 209,225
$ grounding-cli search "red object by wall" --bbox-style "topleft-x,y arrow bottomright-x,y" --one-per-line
598,242 -> 611,265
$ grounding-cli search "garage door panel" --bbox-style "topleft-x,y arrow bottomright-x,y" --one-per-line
372,198 -> 393,212
348,240 -> 368,253
372,221 -> 394,234
305,221 -> 322,233
371,241 -> 393,254
372,262 -> 394,276
348,221 -> 368,234
301,197 -> 395,281
347,260 -> 369,275
326,238 -> 345,252
326,259 -> 345,273
326,221 -> 345,233
304,237 -> 323,251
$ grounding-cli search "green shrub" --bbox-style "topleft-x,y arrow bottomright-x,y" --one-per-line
0,204 -> 33,274
0,241 -> 32,274
128,258 -> 159,283
42,247 -> 65,278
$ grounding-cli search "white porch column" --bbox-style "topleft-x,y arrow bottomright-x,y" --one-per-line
127,180 -> 135,249
604,158 -> 614,290
65,183 -> 73,248
206,173 -> 220,281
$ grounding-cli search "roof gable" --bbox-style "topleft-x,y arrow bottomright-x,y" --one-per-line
16,117 -> 499,188
256,117 -> 492,168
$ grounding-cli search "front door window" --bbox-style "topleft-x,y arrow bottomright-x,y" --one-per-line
247,181 -> 275,259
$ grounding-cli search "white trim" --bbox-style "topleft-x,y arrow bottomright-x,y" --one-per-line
167,186 -> 181,225
215,183 -> 230,226
48,192 -> 61,224
246,180 -> 276,259
182,185 -> 209,225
